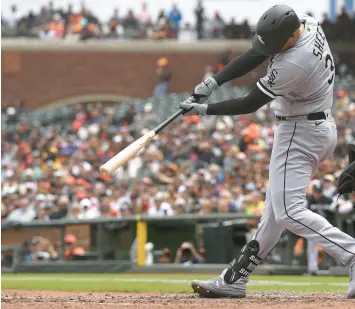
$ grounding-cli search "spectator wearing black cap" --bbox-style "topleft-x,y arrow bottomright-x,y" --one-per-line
307,183 -> 333,218
194,0 -> 204,39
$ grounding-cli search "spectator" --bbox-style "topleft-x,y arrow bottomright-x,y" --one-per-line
37,6 -> 52,27
195,0 -> 204,39
168,4 -> 182,36
154,57 -> 172,96
147,192 -> 173,216
145,242 -> 154,265
77,196 -> 100,219
105,23 -> 120,39
224,18 -> 239,39
39,24 -> 56,40
109,8 -> 120,27
240,19 -> 251,39
156,9 -> 166,27
152,17 -> 173,40
80,9 -> 100,40
63,234 -> 86,261
173,197 -> 186,214
175,242 -> 203,264
122,9 -> 138,39
46,13 -> 65,38
306,183 -> 333,275
6,4 -> 20,30
48,1 -> 55,16
49,195 -> 69,219
137,2 -> 151,26
65,8 -> 83,40
28,236 -> 58,262
7,197 -> 36,223
198,247 -> 207,263
322,174 -> 337,198
240,191 -> 264,216
211,11 -> 224,39
159,248 -> 171,263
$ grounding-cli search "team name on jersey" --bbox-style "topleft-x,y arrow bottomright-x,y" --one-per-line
312,25 -> 326,60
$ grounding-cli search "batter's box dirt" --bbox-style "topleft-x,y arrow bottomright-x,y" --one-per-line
2,290 -> 354,309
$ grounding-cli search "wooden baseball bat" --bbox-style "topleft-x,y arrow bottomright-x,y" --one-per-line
100,109 -> 185,175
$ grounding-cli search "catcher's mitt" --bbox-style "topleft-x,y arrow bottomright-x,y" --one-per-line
337,161 -> 355,195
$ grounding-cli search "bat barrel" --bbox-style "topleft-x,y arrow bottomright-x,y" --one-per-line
100,130 -> 156,175
100,109 -> 184,175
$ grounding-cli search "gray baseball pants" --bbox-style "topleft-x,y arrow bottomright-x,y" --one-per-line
252,115 -> 355,267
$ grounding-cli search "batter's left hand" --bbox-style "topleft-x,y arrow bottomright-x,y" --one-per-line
180,98 -> 208,116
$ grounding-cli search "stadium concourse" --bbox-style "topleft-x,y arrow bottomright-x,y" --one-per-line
2,86 -> 355,223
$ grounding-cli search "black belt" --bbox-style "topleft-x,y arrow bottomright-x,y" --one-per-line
276,111 -> 327,121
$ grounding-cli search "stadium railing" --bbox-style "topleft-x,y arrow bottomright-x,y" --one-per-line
2,213 -> 259,266
2,212 -> 353,269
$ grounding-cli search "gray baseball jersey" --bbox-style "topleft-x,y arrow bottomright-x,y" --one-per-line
257,14 -> 335,116
218,14 -> 355,283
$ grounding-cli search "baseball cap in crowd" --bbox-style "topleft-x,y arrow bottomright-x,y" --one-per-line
79,198 -> 91,209
64,234 -> 77,244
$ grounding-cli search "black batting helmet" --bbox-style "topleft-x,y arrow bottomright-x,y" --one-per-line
252,5 -> 301,57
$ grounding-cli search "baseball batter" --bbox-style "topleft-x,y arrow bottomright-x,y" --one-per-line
179,5 -> 355,298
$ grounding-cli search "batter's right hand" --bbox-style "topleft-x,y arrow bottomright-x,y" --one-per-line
191,77 -> 219,103
180,98 -> 208,116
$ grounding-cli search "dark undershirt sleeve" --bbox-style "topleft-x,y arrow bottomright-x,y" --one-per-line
213,48 -> 268,86
206,84 -> 272,116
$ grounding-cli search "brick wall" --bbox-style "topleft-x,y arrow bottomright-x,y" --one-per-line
1,41 -> 266,109
2,40 -> 353,110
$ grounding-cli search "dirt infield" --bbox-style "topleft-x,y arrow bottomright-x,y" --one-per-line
2,290 -> 354,309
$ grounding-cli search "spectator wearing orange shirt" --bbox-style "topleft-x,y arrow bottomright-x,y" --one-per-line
63,234 -> 86,261
47,13 -> 64,38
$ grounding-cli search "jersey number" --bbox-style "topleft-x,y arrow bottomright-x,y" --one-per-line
325,54 -> 335,85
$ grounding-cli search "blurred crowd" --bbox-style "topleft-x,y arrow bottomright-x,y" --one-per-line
2,1 -> 354,41
1,1 -> 251,41
2,87 -> 355,224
